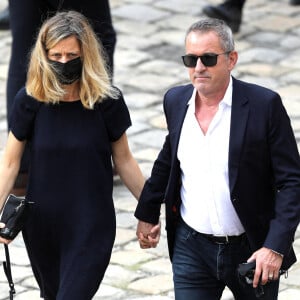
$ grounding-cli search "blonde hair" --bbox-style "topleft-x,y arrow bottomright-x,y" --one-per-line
26,10 -> 119,109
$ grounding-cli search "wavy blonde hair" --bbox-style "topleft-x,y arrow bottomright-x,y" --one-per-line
26,10 -> 119,109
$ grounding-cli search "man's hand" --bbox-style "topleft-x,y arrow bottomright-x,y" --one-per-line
0,222 -> 11,244
136,220 -> 161,249
247,247 -> 283,287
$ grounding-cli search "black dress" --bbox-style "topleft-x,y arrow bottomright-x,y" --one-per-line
10,87 -> 131,300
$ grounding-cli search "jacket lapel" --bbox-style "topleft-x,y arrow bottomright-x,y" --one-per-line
169,86 -> 193,159
228,78 -> 249,194
168,81 -> 248,196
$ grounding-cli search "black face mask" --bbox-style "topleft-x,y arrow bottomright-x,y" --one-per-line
49,57 -> 82,85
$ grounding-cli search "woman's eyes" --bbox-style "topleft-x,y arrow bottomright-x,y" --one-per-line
49,53 -> 78,59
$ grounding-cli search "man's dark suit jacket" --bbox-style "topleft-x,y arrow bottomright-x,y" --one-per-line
135,77 -> 300,270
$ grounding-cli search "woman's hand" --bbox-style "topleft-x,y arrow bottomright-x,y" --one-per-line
0,222 -> 11,244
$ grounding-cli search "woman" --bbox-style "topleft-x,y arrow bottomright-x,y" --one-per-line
0,11 -> 158,299
7,1 -> 117,194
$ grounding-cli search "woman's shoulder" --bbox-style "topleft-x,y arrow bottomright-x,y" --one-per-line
97,86 -> 126,110
14,87 -> 41,111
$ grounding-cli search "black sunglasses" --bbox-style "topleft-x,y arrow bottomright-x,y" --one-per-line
181,51 -> 231,68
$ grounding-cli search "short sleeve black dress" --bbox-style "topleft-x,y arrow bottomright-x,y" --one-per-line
9,87 -> 131,300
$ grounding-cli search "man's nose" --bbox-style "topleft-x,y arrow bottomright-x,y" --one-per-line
195,57 -> 206,70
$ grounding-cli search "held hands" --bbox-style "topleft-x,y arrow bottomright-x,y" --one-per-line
0,222 -> 11,244
136,220 -> 161,249
247,247 -> 283,288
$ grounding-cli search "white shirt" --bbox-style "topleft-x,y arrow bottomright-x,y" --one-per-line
177,78 -> 245,236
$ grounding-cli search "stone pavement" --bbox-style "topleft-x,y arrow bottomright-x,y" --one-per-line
0,0 -> 300,299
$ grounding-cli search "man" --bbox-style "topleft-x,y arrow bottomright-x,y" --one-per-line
135,18 -> 300,299
202,0 -> 300,33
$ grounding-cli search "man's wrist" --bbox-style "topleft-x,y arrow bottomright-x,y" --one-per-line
271,249 -> 284,258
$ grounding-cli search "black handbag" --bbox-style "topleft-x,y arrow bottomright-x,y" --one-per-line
0,194 -> 33,299
0,194 -> 31,239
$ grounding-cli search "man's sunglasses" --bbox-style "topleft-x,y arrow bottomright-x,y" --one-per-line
181,51 -> 231,68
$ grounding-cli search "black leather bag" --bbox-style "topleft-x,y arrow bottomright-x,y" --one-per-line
0,194 -> 31,240
0,194 -> 33,299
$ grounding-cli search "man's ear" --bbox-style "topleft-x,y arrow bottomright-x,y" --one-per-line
228,50 -> 238,70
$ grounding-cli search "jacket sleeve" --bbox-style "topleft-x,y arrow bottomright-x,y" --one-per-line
134,84 -> 193,225
134,93 -> 173,224
263,94 -> 300,256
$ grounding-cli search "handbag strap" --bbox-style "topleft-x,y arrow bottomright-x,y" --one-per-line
2,244 -> 15,300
